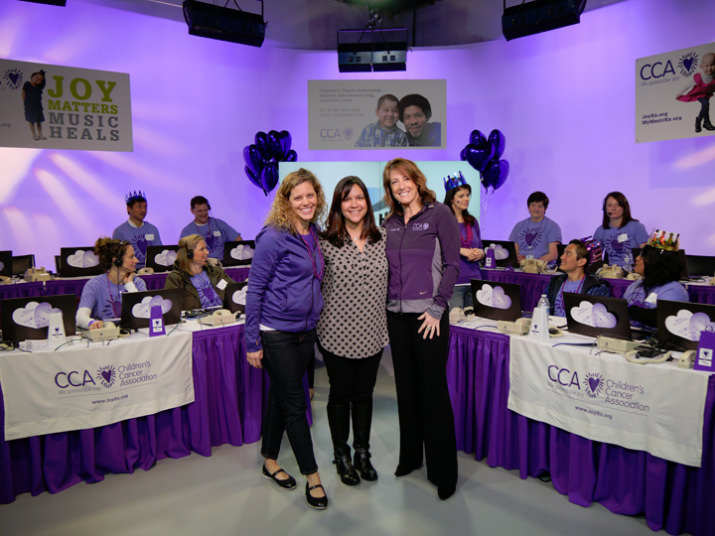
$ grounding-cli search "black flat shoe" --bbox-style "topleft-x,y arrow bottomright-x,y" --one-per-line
438,482 -> 456,501
394,462 -> 422,477
354,450 -> 377,481
334,454 -> 360,486
305,483 -> 328,510
262,464 -> 296,490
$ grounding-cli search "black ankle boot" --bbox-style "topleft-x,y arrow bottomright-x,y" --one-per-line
703,117 -> 715,131
334,453 -> 360,486
695,116 -> 702,133
353,449 -> 378,481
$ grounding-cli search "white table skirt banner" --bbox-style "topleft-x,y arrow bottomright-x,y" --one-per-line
507,335 -> 710,467
0,332 -> 194,441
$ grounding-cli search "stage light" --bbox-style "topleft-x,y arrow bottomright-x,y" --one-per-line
183,0 -> 266,47
502,0 -> 587,41
338,27 -> 407,72
18,0 -> 66,5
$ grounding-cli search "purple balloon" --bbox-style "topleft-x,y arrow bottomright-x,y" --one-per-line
285,149 -> 298,162
267,130 -> 284,161
488,129 -> 506,159
243,144 -> 264,175
460,146 -> 468,161
261,162 -> 279,195
464,143 -> 495,173
255,131 -> 270,159
279,130 -> 292,157
469,129 -> 488,148
483,159 -> 509,191
244,165 -> 263,192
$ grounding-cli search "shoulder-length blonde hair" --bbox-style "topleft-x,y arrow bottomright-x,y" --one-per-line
176,234 -> 204,271
382,158 -> 436,220
265,168 -> 326,234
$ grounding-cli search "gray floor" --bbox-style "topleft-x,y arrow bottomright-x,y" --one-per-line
1,351 -> 665,536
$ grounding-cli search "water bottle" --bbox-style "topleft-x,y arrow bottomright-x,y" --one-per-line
529,294 -> 550,342
623,250 -> 633,272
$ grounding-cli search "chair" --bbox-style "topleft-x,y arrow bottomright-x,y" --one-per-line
11,254 -> 35,276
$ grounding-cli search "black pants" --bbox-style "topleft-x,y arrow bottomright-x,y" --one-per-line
319,343 -> 382,455
260,329 -> 318,475
387,311 -> 457,488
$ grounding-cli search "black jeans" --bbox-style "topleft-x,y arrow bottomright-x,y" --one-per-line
387,311 -> 457,488
319,343 -> 382,454
260,329 -> 318,475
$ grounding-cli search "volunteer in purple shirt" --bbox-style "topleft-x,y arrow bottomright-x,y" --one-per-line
509,191 -> 561,263
593,191 -> 649,270
443,175 -> 483,311
245,168 -> 329,510
382,158 -> 460,501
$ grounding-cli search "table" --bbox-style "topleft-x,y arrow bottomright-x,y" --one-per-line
0,323 -> 266,504
446,325 -> 715,536
480,268 -> 715,311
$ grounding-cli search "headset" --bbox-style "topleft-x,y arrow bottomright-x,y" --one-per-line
113,240 -> 130,269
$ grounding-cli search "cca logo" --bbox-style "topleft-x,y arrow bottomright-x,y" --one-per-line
320,128 -> 342,139
55,370 -> 96,388
639,60 -> 675,81
547,365 -> 580,389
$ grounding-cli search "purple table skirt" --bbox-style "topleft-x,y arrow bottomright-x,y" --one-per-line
0,324 -> 267,504
447,326 -> 715,536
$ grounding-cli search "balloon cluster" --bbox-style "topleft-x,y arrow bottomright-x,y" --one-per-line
460,129 -> 509,191
243,130 -> 297,196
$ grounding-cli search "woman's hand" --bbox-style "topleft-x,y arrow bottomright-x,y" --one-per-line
247,349 -> 263,369
417,312 -> 440,340
89,320 -> 104,330
472,248 -> 485,261
123,270 -> 135,284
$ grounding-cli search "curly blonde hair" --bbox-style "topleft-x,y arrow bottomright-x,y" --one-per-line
265,168 -> 326,234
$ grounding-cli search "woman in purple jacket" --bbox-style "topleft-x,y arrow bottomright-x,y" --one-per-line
245,168 -> 329,510
382,158 -> 460,500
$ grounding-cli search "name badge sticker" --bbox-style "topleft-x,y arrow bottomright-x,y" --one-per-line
213,230 -> 222,237
617,233 -> 628,243
217,279 -> 228,290
146,234 -> 155,241
645,292 -> 658,305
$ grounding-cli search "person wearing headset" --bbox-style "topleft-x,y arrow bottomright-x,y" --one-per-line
76,237 -> 147,329
164,233 -> 234,310
179,195 -> 242,259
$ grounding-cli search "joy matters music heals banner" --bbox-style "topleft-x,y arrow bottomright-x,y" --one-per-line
0,59 -> 132,151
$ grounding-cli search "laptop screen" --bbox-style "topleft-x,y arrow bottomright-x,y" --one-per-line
657,299 -> 715,351
0,250 -> 11,278
1,294 -> 77,342
222,240 -> 255,267
563,293 -> 632,340
223,281 -> 247,314
120,288 -> 183,330
145,245 -> 179,273
470,279 -> 522,321
58,247 -> 103,277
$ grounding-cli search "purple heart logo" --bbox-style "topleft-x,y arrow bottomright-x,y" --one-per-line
101,370 -> 113,383
525,232 -> 537,246
683,57 -> 694,71
9,73 -> 19,85
610,237 -> 624,254
588,377 -> 600,392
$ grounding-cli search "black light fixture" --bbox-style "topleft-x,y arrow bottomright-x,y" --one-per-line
18,0 -> 67,5
183,0 -> 266,47
502,0 -> 587,41
338,9 -> 407,73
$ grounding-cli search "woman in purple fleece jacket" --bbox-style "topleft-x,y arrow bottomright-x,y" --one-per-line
245,168 -> 329,510
382,158 -> 460,501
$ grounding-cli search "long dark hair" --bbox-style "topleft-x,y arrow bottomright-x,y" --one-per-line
443,184 -> 476,227
322,176 -> 381,247
602,191 -> 636,229
640,245 -> 682,291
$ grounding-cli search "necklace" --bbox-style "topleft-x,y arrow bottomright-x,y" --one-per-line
298,227 -> 325,281
460,222 -> 473,248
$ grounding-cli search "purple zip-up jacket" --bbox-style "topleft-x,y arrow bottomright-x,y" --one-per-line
384,202 -> 460,319
245,224 -> 324,353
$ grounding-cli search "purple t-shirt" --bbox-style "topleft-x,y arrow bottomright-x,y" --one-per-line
457,221 -> 483,284
112,221 -> 162,269
78,273 -> 147,320
553,278 -> 586,317
509,216 -> 562,260
190,271 -> 223,308
593,220 -> 649,269
623,280 -> 689,309
179,217 -> 240,259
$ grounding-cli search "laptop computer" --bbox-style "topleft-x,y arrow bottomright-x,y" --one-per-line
481,239 -> 518,268
120,288 -> 182,330
470,279 -> 522,321
222,240 -> 255,267
58,247 -> 103,277
223,281 -> 247,315
0,294 -> 77,343
657,299 -> 715,351
145,245 -> 179,273
0,250 -> 11,278
563,293 -> 632,340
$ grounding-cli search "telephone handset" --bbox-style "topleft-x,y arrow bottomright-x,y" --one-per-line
598,264 -> 626,280
199,309 -> 237,326
84,321 -> 121,342
136,267 -> 154,276
0,275 -> 12,285
24,267 -> 52,281
520,258 -> 547,274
